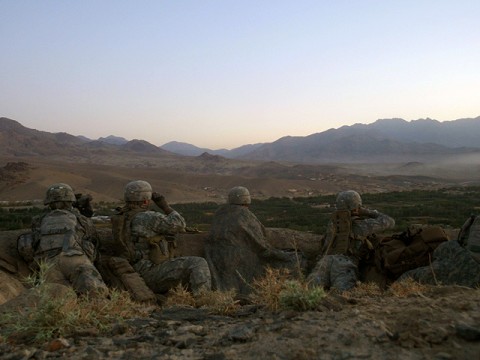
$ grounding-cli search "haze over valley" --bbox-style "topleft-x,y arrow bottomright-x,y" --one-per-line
1,116 -> 479,204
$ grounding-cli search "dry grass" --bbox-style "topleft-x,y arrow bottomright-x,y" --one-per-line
0,262 -> 151,344
195,289 -> 240,315
387,278 -> 429,297
164,285 -> 240,315
344,282 -> 384,298
250,267 -> 291,312
164,267 -> 326,314
164,284 -> 196,308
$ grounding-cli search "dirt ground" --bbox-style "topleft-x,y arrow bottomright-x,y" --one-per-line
0,284 -> 479,360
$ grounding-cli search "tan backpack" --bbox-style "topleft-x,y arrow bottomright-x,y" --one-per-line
375,225 -> 449,279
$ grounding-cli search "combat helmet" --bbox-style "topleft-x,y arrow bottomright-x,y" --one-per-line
44,183 -> 76,205
228,186 -> 251,205
124,180 -> 152,202
335,190 -> 362,211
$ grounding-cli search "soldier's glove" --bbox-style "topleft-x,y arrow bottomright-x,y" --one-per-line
74,193 -> 94,217
358,207 -> 379,218
151,192 -> 173,214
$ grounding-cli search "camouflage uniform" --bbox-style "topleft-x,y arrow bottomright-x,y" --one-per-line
128,209 -> 212,295
112,180 -> 211,296
307,191 -> 395,291
28,184 -> 107,296
205,188 -> 298,296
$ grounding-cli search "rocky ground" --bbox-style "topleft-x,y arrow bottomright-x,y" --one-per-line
1,285 -> 479,360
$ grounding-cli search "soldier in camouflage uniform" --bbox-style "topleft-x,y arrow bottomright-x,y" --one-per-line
204,186 -> 298,297
111,180 -> 211,296
307,190 -> 395,291
18,183 -> 108,296
398,215 -> 480,288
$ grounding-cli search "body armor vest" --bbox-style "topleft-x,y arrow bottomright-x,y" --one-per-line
35,210 -> 83,258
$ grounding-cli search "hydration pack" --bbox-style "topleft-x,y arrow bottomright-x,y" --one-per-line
110,208 -> 143,262
325,210 -> 352,255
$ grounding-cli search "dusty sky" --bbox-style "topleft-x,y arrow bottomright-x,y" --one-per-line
1,1 -> 479,149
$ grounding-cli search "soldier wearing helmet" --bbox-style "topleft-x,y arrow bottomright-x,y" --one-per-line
44,183 -> 77,207
228,186 -> 251,206
109,180 -> 211,299
307,190 -> 395,291
19,183 -> 108,296
205,186 -> 300,297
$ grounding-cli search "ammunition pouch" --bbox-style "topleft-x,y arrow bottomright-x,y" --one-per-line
146,235 -> 170,264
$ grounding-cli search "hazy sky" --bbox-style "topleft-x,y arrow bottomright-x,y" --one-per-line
1,1 -> 479,149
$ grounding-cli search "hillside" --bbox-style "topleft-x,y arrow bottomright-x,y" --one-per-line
1,117 -> 480,204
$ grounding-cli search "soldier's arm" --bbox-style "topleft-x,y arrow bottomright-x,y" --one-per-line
353,210 -> 395,237
134,211 -> 186,237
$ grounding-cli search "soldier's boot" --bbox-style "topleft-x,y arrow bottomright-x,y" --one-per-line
187,257 -> 212,296
108,256 -> 156,304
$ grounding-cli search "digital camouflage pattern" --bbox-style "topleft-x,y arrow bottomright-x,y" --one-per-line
124,180 -> 153,202
115,208 -> 212,295
204,204 -> 301,296
43,183 -> 76,205
134,257 -> 211,296
308,208 -> 395,291
131,210 -> 186,239
306,254 -> 357,291
398,240 -> 480,288
351,211 -> 395,237
29,207 -> 107,296
228,186 -> 251,205
335,190 -> 362,211
458,215 -> 480,263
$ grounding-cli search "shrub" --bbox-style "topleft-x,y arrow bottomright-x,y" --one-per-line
250,267 -> 326,312
279,280 -> 326,311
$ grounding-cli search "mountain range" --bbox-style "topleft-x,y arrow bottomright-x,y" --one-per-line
162,116 -> 480,163
1,116 -> 480,164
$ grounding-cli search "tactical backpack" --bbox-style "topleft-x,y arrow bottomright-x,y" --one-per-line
375,225 -> 449,279
458,215 -> 480,263
17,209 -> 97,263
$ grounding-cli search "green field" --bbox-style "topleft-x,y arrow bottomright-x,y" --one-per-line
1,186 -> 479,233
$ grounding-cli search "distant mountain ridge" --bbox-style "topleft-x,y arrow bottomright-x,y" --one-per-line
161,141 -> 264,158
1,116 -> 480,164
97,135 -> 129,145
238,117 -> 480,163
161,116 -> 480,163
0,117 -> 175,159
